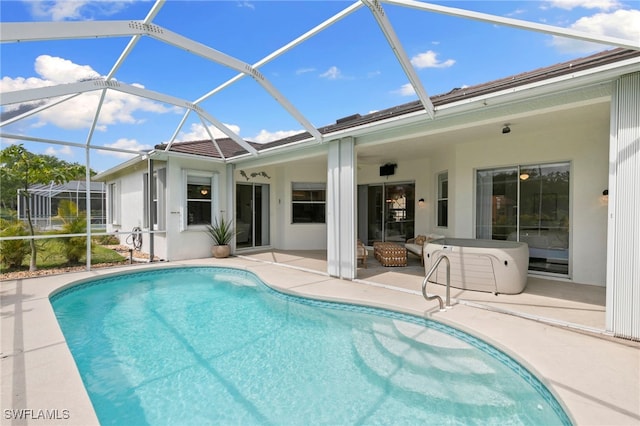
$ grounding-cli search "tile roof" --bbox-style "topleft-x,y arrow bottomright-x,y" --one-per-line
157,48 -> 639,160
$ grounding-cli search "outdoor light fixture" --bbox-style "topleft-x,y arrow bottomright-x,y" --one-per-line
200,188 -> 209,196
418,198 -> 425,207
502,124 -> 511,134
519,173 -> 530,180
601,189 -> 609,204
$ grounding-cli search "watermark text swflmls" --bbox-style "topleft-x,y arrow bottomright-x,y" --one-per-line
3,409 -> 70,420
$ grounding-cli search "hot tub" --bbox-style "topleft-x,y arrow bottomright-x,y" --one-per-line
423,238 -> 529,294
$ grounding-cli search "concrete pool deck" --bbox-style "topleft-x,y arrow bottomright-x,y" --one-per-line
1,256 -> 639,425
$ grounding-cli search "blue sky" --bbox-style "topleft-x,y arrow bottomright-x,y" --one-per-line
1,0 -> 639,172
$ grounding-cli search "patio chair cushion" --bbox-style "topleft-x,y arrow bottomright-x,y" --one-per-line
405,233 -> 445,265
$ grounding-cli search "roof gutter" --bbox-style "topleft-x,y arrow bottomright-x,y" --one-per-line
94,148 -> 227,180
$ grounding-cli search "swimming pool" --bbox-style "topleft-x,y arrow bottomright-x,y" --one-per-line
51,266 -> 571,425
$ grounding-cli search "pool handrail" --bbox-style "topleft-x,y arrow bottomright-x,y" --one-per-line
422,254 -> 451,311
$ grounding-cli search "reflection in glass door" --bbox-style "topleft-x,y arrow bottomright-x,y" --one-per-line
357,182 -> 415,245
236,183 -> 270,249
476,162 -> 570,275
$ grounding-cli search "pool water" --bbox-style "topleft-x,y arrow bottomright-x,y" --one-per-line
51,267 -> 571,425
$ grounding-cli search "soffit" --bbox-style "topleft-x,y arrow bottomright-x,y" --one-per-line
355,101 -> 611,165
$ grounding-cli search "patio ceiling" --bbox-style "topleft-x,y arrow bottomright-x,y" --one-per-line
1,0 -> 638,164
355,101 -> 611,165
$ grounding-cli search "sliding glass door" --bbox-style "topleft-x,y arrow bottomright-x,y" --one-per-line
358,182 -> 415,245
476,162 -> 570,275
236,183 -> 270,249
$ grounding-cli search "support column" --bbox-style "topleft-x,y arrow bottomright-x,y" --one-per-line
606,72 -> 640,340
327,137 -> 356,279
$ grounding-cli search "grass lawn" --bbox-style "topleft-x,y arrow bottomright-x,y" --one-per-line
3,238 -> 127,272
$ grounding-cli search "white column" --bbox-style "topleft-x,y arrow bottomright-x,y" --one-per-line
606,72 -> 640,340
327,137 -> 356,279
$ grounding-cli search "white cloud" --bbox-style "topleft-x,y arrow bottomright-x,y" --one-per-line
296,67 -> 316,75
545,0 -> 621,10
320,66 -> 342,80
35,54 -> 100,83
176,123 -> 300,144
102,138 -> 153,159
551,9 -> 640,53
410,50 -> 456,69
177,122 -> 242,141
44,145 -> 73,157
2,55 -> 176,130
392,83 -> 416,97
506,8 -> 527,17
251,129 -> 302,143
27,1 -> 134,21
237,1 -> 255,10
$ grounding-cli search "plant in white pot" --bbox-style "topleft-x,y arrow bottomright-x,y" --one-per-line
206,217 -> 235,258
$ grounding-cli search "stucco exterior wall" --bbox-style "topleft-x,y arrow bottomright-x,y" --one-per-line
277,158 -> 328,250
233,158 -> 328,251
163,156 -> 229,261
429,147 -> 456,237
105,160 -> 168,258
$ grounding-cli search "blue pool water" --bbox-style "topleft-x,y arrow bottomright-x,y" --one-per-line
51,267 -> 571,425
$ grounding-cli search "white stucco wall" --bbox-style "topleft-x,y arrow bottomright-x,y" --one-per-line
277,158 -> 328,250
231,158 -> 328,251
163,156 -> 229,261
428,147 -> 456,237
105,160 -> 169,259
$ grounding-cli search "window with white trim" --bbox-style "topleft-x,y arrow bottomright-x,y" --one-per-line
436,171 -> 448,228
292,182 -> 326,223
183,171 -> 217,229
108,181 -> 120,225
143,169 -> 166,230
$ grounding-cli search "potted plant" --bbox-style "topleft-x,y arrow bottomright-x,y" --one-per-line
206,216 -> 235,258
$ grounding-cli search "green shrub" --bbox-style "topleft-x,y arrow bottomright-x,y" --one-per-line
94,234 -> 120,245
62,218 -> 90,264
0,218 -> 29,270
57,200 -> 93,264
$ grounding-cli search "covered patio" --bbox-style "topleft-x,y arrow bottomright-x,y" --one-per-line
238,249 -> 607,333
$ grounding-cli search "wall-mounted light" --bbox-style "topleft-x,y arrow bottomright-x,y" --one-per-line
519,173 -> 529,180
200,187 -> 209,196
418,198 -> 425,207
601,189 -> 608,204
502,124 -> 511,134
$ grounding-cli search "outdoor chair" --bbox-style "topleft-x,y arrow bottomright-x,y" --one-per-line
357,240 -> 368,268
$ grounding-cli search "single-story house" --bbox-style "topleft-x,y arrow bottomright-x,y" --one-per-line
95,48 -> 640,340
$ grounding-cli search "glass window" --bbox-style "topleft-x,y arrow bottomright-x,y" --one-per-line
437,172 -> 448,228
292,182 -> 326,223
186,175 -> 212,225
108,181 -> 119,225
143,171 -> 161,229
